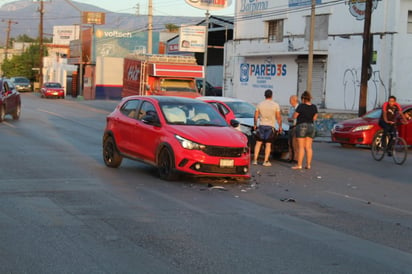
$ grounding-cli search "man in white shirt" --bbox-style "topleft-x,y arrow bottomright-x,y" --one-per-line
253,89 -> 282,166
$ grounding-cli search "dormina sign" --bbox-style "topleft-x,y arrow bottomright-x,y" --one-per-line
185,0 -> 232,11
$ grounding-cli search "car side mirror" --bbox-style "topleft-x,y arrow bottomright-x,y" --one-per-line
142,114 -> 160,127
230,119 -> 240,128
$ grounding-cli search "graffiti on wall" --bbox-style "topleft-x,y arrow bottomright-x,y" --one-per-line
342,67 -> 387,111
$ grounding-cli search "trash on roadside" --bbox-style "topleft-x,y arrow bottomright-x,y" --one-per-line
208,185 -> 228,191
280,198 -> 296,202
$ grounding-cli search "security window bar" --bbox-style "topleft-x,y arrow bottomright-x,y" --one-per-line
268,20 -> 284,42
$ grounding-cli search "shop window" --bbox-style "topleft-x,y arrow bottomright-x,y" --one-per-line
267,19 -> 284,42
305,14 -> 329,41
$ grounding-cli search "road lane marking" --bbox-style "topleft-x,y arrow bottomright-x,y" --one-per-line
37,109 -> 65,118
1,121 -> 16,128
325,190 -> 412,216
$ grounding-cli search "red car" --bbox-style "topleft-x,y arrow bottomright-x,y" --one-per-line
102,96 -> 250,180
0,79 -> 21,122
331,105 -> 412,146
40,82 -> 65,99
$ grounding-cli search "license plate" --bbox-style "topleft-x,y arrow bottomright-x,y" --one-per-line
219,159 -> 234,168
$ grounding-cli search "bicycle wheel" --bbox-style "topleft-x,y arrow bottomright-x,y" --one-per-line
371,131 -> 385,161
392,137 -> 408,165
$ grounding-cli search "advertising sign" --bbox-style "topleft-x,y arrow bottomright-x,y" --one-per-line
95,29 -> 159,57
185,0 -> 232,11
53,25 -> 79,45
82,11 -> 106,25
178,26 -> 206,53
346,0 -> 381,20
289,0 -> 321,8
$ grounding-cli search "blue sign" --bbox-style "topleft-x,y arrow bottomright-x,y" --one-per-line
289,0 -> 321,8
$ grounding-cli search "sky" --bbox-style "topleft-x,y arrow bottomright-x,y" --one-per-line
0,0 -> 235,17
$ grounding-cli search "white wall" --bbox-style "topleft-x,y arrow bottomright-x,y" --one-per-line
228,0 -> 409,110
95,57 -> 124,86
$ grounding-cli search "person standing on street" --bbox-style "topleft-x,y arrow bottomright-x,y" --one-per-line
292,91 -> 318,170
253,89 -> 282,166
287,95 -> 299,163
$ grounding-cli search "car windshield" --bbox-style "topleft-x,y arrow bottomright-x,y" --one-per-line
159,79 -> 197,93
45,83 -> 62,88
161,102 -> 228,126
225,101 -> 256,118
363,108 -> 382,118
13,78 -> 30,84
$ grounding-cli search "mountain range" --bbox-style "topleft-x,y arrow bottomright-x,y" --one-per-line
0,0 -> 202,42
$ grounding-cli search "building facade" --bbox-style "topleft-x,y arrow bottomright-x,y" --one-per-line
224,0 -> 412,111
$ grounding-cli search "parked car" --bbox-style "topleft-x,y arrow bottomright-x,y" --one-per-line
102,96 -> 250,180
198,96 -> 289,156
40,82 -> 65,99
331,105 -> 412,147
196,79 -> 222,96
0,79 -> 21,122
10,77 -> 32,92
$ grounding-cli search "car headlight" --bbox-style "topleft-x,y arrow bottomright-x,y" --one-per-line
239,124 -> 252,135
175,135 -> 206,150
352,125 -> 374,132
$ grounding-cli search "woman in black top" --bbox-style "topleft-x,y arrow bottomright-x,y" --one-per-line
292,91 -> 318,169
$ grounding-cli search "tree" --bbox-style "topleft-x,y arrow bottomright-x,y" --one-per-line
1,44 -> 48,82
165,23 -> 179,32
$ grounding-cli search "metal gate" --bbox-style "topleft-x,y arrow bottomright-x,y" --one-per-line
297,58 -> 327,108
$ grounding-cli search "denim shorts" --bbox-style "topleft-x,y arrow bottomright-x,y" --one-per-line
296,123 -> 316,138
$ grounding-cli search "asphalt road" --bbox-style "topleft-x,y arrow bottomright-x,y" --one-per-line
1,93 -> 411,273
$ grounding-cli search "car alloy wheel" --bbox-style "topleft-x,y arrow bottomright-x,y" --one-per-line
158,147 -> 177,181
103,136 -> 123,168
0,105 -> 5,122
12,104 -> 21,120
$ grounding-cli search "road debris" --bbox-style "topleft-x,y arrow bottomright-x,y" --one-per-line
280,198 -> 296,202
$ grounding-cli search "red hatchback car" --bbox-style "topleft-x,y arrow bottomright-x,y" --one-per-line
331,105 -> 412,146
102,96 -> 250,180
40,82 -> 65,99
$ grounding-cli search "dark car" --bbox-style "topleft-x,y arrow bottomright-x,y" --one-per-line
0,79 -> 21,122
196,79 -> 222,96
10,77 -> 32,92
102,96 -> 250,180
331,105 -> 412,146
198,96 -> 290,156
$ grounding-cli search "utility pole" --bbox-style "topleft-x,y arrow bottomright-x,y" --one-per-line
2,19 -> 18,60
63,0 -> 83,97
38,0 -> 45,87
358,0 -> 373,117
306,0 -> 316,95
202,11 -> 210,96
147,0 -> 153,54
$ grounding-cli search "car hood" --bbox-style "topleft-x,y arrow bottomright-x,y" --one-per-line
336,117 -> 378,127
237,117 -> 290,131
172,125 -> 247,147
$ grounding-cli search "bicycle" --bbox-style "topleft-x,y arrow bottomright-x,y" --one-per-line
371,122 -> 408,165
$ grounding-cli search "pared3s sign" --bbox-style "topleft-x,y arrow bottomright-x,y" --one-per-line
240,63 -> 287,86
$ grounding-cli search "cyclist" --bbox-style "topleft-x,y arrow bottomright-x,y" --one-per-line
378,96 -> 408,154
